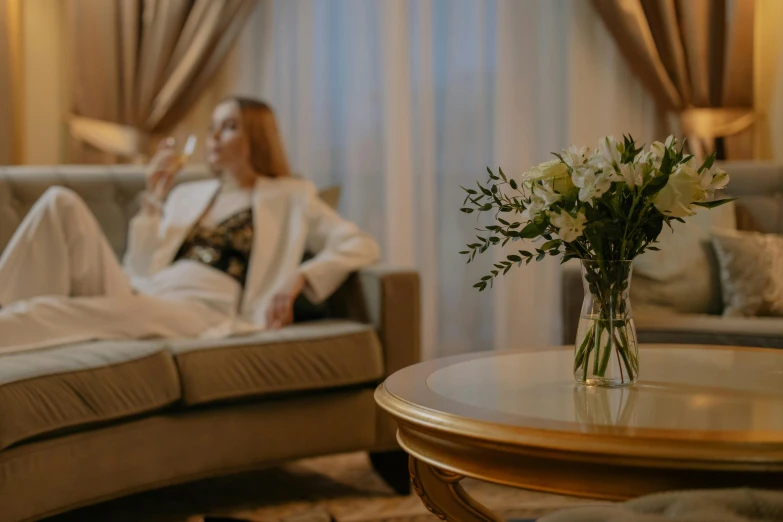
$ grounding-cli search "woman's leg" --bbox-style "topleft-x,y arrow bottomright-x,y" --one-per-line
0,187 -> 132,305
0,294 -> 227,355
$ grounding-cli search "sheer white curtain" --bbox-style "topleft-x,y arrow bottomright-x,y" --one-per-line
230,0 -> 659,359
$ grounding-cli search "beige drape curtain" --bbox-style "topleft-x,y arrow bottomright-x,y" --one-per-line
0,0 -> 20,164
66,0 -> 257,163
591,0 -> 756,159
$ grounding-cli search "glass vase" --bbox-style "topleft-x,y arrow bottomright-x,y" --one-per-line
574,260 -> 639,387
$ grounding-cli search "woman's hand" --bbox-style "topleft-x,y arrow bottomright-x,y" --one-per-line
266,272 -> 308,329
146,137 -> 183,201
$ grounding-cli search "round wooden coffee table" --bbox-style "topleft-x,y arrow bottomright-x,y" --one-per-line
375,345 -> 783,522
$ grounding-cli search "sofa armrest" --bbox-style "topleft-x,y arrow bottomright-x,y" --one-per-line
325,265 -> 420,452
326,265 -> 421,377
358,265 -> 421,376
561,261 -> 583,344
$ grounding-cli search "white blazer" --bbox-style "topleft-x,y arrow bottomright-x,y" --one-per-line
122,176 -> 380,329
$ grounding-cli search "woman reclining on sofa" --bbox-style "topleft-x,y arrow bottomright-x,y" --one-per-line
0,98 -> 380,353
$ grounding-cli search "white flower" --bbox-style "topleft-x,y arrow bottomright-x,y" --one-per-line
523,159 -> 567,182
654,164 -> 702,217
523,159 -> 574,194
550,209 -> 587,242
619,162 -> 644,187
634,150 -> 653,164
571,166 -> 612,202
588,151 -> 604,168
539,160 -> 568,180
711,168 -> 729,189
552,173 -> 576,194
588,143 -> 623,183
650,135 -> 676,162
522,183 -> 561,220
650,140 -> 667,159
522,198 -> 544,221
562,145 -> 591,169
534,183 -> 562,207
520,167 -> 540,187
599,161 -> 624,182
698,166 -> 729,197
598,136 -> 622,168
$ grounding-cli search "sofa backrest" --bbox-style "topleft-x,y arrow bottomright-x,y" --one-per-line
1,161 -> 779,257
718,161 -> 783,234
0,165 -> 210,258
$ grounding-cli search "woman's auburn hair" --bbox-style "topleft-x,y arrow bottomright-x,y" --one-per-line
226,97 -> 291,178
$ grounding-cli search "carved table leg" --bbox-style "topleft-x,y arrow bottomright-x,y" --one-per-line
409,456 -> 504,522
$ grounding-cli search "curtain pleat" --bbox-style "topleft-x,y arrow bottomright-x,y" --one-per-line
0,0 -> 20,164
66,0 -> 257,163
592,0 -> 756,159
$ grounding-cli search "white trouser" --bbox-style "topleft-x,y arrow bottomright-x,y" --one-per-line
0,187 -> 237,354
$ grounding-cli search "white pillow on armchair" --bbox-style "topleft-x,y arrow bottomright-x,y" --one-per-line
630,202 -> 736,315
711,228 -> 783,317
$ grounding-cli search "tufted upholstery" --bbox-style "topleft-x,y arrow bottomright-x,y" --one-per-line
0,165 -> 210,258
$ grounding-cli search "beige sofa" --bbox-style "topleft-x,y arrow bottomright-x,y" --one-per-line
562,162 -> 783,348
0,166 -> 420,522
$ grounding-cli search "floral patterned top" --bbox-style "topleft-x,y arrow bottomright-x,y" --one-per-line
174,209 -> 254,286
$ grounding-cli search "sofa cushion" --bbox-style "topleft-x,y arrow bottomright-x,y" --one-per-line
169,320 -> 384,406
0,340 -> 180,450
634,307 -> 783,348
0,389 -> 377,522
631,202 -> 736,315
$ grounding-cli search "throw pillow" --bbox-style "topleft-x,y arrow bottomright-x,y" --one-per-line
711,228 -> 783,317
631,202 -> 736,315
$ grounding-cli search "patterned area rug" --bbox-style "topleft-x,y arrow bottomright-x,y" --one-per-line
47,452 -> 600,522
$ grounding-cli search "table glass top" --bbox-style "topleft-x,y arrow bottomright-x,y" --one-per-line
425,347 -> 783,433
